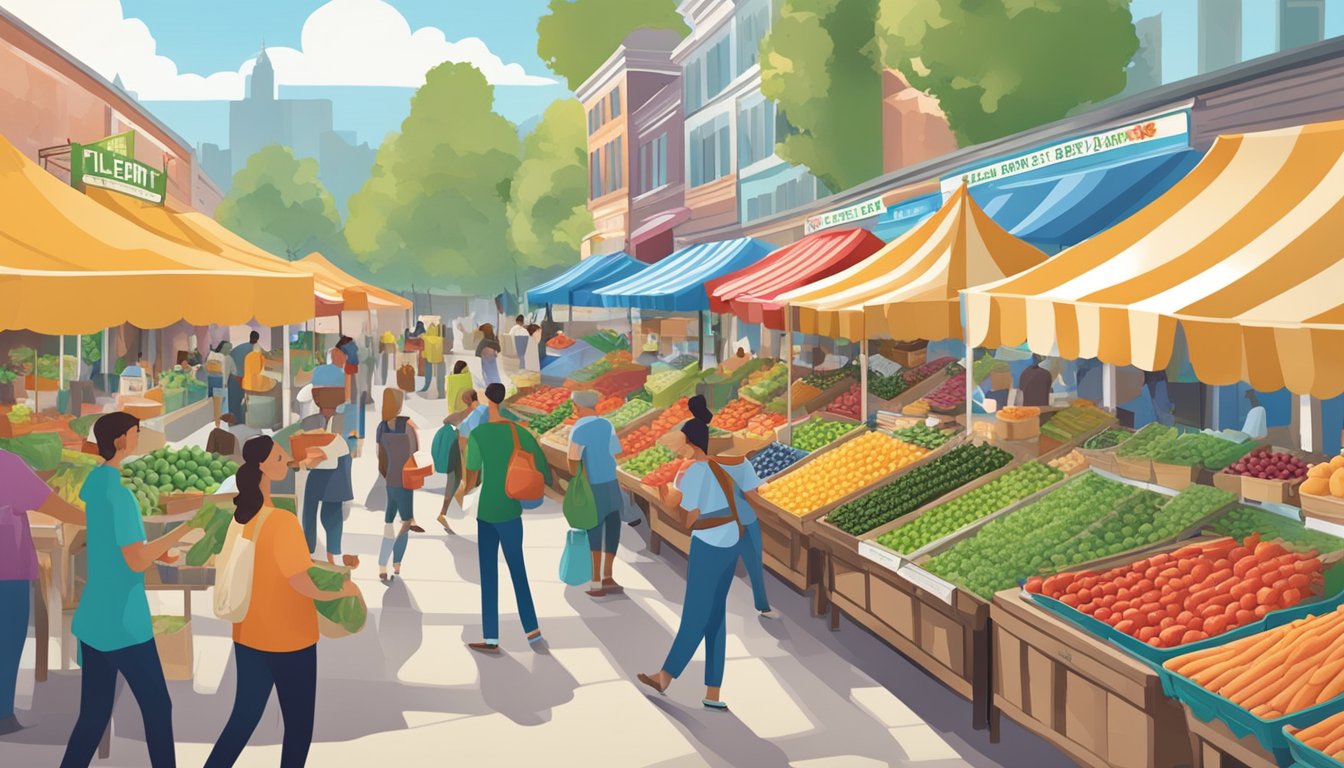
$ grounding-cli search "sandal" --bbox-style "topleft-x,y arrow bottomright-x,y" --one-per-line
637,673 -> 668,695
702,699 -> 729,711
600,581 -> 625,594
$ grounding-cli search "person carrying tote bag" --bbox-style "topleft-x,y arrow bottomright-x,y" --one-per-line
376,389 -> 422,583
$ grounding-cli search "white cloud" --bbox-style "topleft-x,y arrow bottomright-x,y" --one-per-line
1,0 -> 555,101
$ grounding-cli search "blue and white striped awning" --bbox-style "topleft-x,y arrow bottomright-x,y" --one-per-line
595,238 -> 773,312
526,252 -> 646,307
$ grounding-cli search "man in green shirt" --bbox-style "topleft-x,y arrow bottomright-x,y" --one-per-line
463,383 -> 552,653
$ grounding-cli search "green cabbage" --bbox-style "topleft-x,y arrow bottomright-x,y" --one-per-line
308,566 -> 366,634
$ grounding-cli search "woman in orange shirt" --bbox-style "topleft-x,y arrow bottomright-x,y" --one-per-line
204,436 -> 359,768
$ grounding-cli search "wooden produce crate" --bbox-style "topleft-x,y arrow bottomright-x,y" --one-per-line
1238,446 -> 1313,505
1182,707 -> 1276,768
1115,454 -> 1155,483
801,375 -> 860,416
1303,490 -> 1344,525
869,369 -> 953,416
1152,461 -> 1209,491
992,588 -> 1194,768
995,412 -> 1041,442
646,493 -> 694,559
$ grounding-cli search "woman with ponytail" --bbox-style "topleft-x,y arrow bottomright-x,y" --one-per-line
205,436 -> 358,768
637,396 -> 766,711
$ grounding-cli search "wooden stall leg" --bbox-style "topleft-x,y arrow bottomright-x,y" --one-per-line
649,531 -> 662,556
971,621 -> 991,732
989,707 -> 1001,744
829,603 -> 841,632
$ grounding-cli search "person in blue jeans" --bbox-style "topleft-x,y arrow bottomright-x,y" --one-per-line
638,396 -> 765,711
567,390 -> 625,598
376,388 -> 423,583
461,383 -> 551,654
300,358 -> 358,568
62,413 -> 194,768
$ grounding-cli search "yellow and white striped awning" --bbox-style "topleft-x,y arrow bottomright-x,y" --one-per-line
778,185 -> 1047,341
964,120 -> 1344,398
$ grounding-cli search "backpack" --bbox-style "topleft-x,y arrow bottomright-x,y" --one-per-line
242,348 -> 268,392
213,508 -> 272,623
503,422 -> 546,501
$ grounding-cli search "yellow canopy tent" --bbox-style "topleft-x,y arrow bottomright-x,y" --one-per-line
0,133 -> 313,334
779,185 -> 1048,342
963,120 -> 1344,399
295,252 -> 411,313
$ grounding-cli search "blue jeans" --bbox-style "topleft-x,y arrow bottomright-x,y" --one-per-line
587,510 -> 621,554
0,580 -> 28,721
662,535 -> 741,688
61,640 -> 175,768
478,518 -> 538,643
205,643 -> 316,768
379,487 -> 413,567
419,362 -> 444,395
302,497 -> 344,557
743,522 -> 771,613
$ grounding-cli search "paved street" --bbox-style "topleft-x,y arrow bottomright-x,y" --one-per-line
6,368 -> 1073,767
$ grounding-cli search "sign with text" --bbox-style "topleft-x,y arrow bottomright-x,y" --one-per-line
940,110 -> 1191,195
804,195 -> 887,235
70,142 -> 166,205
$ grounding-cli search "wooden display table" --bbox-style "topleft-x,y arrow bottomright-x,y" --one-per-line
992,588 -> 1193,768
1183,711 -> 1277,768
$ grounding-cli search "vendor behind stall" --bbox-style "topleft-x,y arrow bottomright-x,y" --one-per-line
1018,355 -> 1053,408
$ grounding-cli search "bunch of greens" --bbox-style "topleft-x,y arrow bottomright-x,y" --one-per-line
0,368 -> 17,385
0,433 -> 63,471
185,504 -> 233,566
308,567 -> 366,634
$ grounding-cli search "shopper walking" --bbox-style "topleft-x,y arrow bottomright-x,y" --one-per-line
419,324 -> 446,397
462,383 -> 550,653
507,314 -> 530,362
300,355 -> 357,568
0,449 -> 85,736
205,340 -> 235,427
431,416 -> 462,534
227,331 -> 259,424
476,324 -> 502,386
638,396 -> 766,710
61,413 -> 192,768
376,389 -> 423,583
567,390 -> 625,597
204,436 -> 358,768
445,360 -> 473,421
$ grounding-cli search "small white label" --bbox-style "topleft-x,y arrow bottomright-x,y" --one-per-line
859,541 -> 905,573
897,563 -> 957,605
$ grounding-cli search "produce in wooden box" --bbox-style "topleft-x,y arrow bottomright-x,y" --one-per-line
788,381 -> 823,404
1225,447 -> 1309,481
711,399 -> 762,432
997,406 -> 1040,421
1048,450 -> 1088,474
1039,401 -> 1111,442
890,422 -> 953,450
923,372 -> 967,414
877,461 -> 1062,554
1290,711 -> 1344,759
825,383 -> 862,419
827,443 -> 1013,535
759,432 -> 926,517
744,412 -> 786,436
868,371 -> 907,400
646,367 -> 692,395
1152,432 -> 1258,470
749,442 -> 808,479
1210,505 -> 1344,554
594,395 -> 625,414
800,364 -> 857,389
618,398 -> 693,457
515,386 -> 571,413
1025,536 -> 1325,647
902,357 -> 957,384
606,399 -> 653,429
527,401 -> 574,435
620,445 -> 677,477
592,368 -> 648,399
741,365 -> 788,403
791,416 -> 859,452
1165,601 -> 1344,719
1303,455 -> 1344,498
1083,427 -> 1131,450
1115,422 -> 1178,458
902,400 -> 930,417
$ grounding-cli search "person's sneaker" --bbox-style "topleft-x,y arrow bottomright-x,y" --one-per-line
702,699 -> 729,711
0,715 -> 23,736
468,642 -> 500,655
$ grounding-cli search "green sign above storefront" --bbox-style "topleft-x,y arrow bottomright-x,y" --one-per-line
87,131 -> 135,158
69,140 -> 166,205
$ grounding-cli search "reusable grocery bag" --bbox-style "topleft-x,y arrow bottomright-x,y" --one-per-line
504,423 -> 545,500
559,529 -> 590,586
563,463 -> 599,530
214,508 -> 271,622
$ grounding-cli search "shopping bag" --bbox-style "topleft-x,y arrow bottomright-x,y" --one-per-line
396,365 -> 415,392
562,463 -> 599,530
559,529 -> 591,586
504,423 -> 545,501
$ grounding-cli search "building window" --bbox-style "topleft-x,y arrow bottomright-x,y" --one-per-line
684,58 -> 702,115
736,0 -> 770,75
706,36 -> 732,99
587,108 -> 595,135
637,132 -> 669,194
654,133 -> 667,189
689,114 -> 731,188
684,30 -> 731,116
611,136 -> 623,192
590,148 -> 601,199
737,96 -> 775,169
610,86 -> 621,119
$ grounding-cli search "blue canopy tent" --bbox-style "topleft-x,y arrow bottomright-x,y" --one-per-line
870,192 -> 941,242
526,251 -> 647,307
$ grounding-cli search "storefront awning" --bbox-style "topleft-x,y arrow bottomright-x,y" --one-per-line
595,237 -> 772,312
964,120 -> 1344,398
780,186 -> 1047,341
629,208 -> 691,246
0,132 -> 314,334
705,228 -> 884,330
971,149 -> 1201,248
870,193 -> 941,242
527,252 -> 647,307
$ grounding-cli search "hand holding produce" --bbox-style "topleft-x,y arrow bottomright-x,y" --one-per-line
1026,535 -> 1324,648
760,432 -> 926,517
185,504 -> 233,566
308,566 -> 367,634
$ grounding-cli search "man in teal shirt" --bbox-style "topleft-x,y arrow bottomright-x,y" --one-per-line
462,383 -> 551,654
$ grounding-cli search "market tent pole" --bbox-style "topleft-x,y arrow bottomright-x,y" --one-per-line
1210,385 -> 1221,430
698,311 -> 706,368
59,335 -> 66,391
859,316 -> 869,425
1300,395 -> 1315,452
784,304 -> 793,444
1103,363 -> 1117,412
102,328 -> 109,391
75,335 -> 81,382
965,339 -> 974,435
282,325 -> 292,427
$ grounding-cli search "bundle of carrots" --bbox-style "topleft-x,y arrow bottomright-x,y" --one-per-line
1165,605 -> 1344,719
1027,535 -> 1325,648
1291,711 -> 1344,758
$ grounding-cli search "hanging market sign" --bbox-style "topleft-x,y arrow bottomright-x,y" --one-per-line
804,195 -> 887,235
940,110 -> 1191,195
88,131 -> 135,158
69,141 -> 167,205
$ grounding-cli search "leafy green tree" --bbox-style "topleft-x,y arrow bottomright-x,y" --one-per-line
506,99 -> 593,294
215,145 -> 342,260
345,62 -> 521,296
760,0 -> 883,192
876,0 -> 1138,146
537,0 -> 688,90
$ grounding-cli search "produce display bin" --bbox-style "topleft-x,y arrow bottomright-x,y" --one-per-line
995,413 -> 1041,442
1213,471 -> 1243,496
1116,454 -> 1155,483
1303,492 -> 1344,525
1183,705 -> 1279,768
992,588 -> 1194,768
1285,726 -> 1344,768
1152,460 -> 1206,491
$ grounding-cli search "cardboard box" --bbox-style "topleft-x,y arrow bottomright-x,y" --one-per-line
1212,470 -> 1242,496
995,414 -> 1041,442
153,618 -> 193,681
1152,461 -> 1200,491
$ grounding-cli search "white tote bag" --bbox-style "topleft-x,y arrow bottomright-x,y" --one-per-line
213,508 -> 271,622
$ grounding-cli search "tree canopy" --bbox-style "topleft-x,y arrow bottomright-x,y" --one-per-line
537,0 -> 688,90
215,145 -> 342,261
345,62 -> 522,296
760,0 -> 884,192
506,99 -> 593,286
876,0 -> 1139,146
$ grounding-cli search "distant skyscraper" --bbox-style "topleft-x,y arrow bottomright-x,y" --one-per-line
249,46 -> 275,100
198,142 -> 233,189
1279,0 -> 1326,50
318,130 -> 375,218
1199,0 -> 1242,74
229,47 -> 333,173
1126,14 -> 1164,94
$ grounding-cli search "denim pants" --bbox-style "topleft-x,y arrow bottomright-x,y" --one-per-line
301,497 -> 344,557
419,362 -> 444,395
379,487 -> 414,567
586,510 -> 621,554
204,643 -> 316,768
226,376 -> 245,423
478,517 -> 538,642
742,522 -> 771,613
662,535 -> 741,688
61,640 -> 175,768
0,579 -> 29,721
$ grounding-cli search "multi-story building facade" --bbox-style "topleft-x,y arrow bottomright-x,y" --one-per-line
628,80 -> 686,262
673,0 -> 827,246
576,29 -> 683,258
